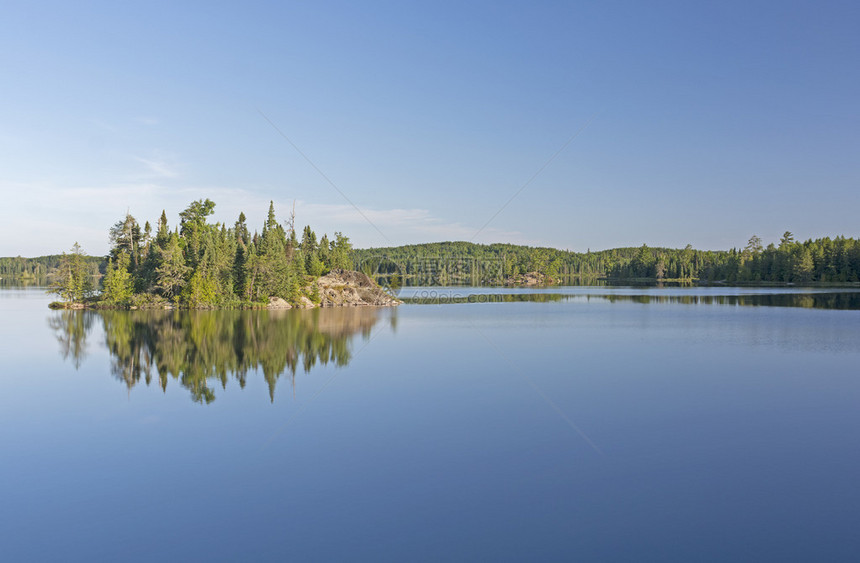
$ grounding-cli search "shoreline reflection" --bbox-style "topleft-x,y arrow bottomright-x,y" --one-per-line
51,307 -> 390,403
403,291 -> 860,309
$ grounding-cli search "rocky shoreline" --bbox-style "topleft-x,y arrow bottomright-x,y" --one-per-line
503,271 -> 555,286
50,269 -> 401,310
268,269 -> 401,309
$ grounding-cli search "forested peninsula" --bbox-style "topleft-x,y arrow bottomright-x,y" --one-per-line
354,234 -> 860,286
45,199 -> 399,309
4,204 -> 859,307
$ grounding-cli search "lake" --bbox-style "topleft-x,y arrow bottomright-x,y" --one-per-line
2,285 -> 860,561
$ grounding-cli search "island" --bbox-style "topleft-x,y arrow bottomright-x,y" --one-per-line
31,199 -> 860,308
48,199 -> 400,309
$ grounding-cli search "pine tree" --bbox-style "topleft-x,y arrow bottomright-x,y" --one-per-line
794,247 -> 814,282
307,252 -> 324,278
317,234 -> 331,271
155,234 -> 189,299
50,242 -> 94,302
182,268 -> 217,307
179,199 -> 216,268
330,232 -> 352,270
156,210 -> 170,249
109,213 -> 142,270
102,251 -> 135,305
243,241 -> 261,301
234,212 -> 249,246
142,221 -> 152,260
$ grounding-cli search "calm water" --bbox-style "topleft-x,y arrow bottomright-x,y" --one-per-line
2,286 -> 860,561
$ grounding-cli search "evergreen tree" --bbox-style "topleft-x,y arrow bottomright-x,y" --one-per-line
50,242 -> 94,302
745,235 -> 763,256
307,252 -> 324,278
243,241 -> 262,301
655,257 -> 667,280
234,212 -> 249,246
155,234 -> 189,299
179,199 -> 216,234
794,247 -> 814,282
257,202 -> 291,299
182,268 -> 217,307
142,221 -> 152,259
109,213 -> 142,269
156,210 -> 170,249
317,234 -> 331,271
330,232 -> 352,270
102,251 -> 134,305
179,199 -> 216,268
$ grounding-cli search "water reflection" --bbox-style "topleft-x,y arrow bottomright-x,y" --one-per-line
50,308 -> 389,403
587,292 -> 860,309
47,310 -> 96,369
403,291 -> 860,309
404,293 -> 568,304
0,277 -> 48,288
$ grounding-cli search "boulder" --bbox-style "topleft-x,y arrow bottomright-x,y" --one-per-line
267,297 -> 292,309
317,269 -> 401,307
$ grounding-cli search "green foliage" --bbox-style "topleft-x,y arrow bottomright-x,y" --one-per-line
109,213 -> 142,269
330,232 -> 352,270
178,199 -> 216,268
745,235 -> 763,256
182,269 -> 218,307
307,252 -> 324,278
49,243 -> 95,302
102,252 -> 134,305
179,199 -> 216,234
317,234 -> 331,272
1,254 -> 103,281
287,271 -> 302,303
40,200 -> 354,308
39,199 -> 859,311
155,210 -> 170,248
154,234 -> 190,299
352,235 -> 860,285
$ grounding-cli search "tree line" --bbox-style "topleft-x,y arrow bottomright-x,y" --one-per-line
7,227 -> 859,295
354,232 -> 860,285
0,254 -> 101,281
50,199 -> 353,306
604,233 -> 860,283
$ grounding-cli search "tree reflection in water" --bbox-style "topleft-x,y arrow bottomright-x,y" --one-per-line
402,291 -> 860,309
47,310 -> 95,369
50,307 -> 389,404
50,291 -> 859,402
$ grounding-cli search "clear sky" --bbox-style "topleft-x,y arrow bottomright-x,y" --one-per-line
1,0 -> 858,256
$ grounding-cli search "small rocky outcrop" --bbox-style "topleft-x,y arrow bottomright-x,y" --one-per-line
267,297 -> 292,309
504,271 -> 553,286
316,269 -> 402,307
267,295 -> 316,310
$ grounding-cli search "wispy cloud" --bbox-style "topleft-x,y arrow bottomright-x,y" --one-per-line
294,201 -> 535,247
132,155 -> 179,179
0,181 -> 539,256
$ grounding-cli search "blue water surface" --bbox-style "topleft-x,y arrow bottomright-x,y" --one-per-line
1,286 -> 859,561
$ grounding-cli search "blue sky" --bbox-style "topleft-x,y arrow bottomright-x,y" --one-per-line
1,0 -> 858,256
